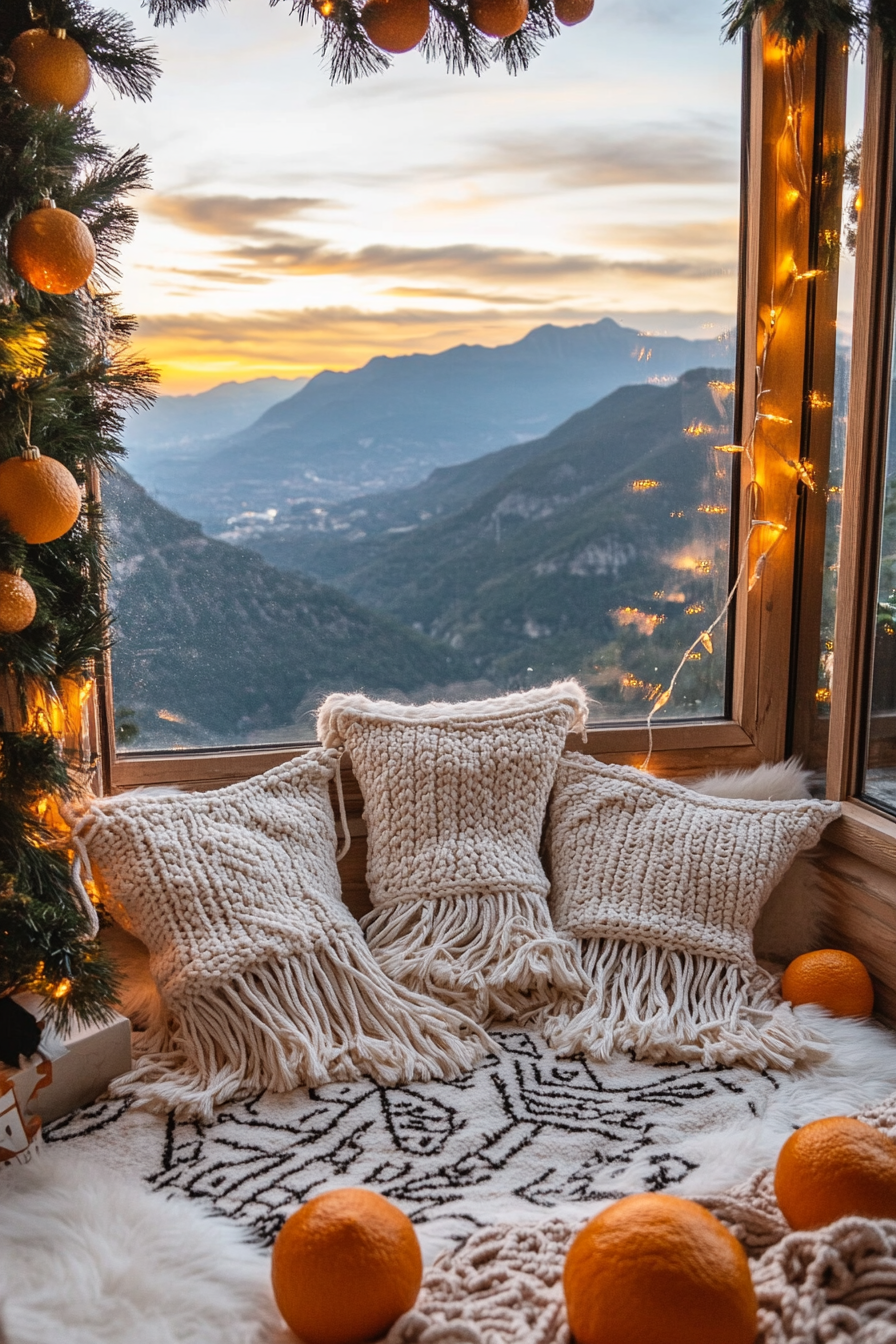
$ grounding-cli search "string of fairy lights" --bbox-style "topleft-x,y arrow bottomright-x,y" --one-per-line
641,31 -> 835,769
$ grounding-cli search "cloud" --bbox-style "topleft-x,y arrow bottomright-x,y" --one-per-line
214,236 -> 731,285
381,286 -> 563,306
480,125 -> 739,188
144,193 -> 334,237
598,219 -> 740,251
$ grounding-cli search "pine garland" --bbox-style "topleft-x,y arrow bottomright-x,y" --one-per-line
148,0 -> 561,84
0,2 -> 158,1030
723,0 -> 896,56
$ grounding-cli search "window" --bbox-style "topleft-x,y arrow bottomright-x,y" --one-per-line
94,0 -> 743,756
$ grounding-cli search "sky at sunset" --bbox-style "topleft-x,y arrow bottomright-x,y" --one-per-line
91,0 -> 745,393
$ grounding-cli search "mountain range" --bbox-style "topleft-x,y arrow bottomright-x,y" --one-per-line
133,319 -> 734,532
103,471 -> 473,750
246,367 -> 735,710
121,376 -> 307,498
107,367 -> 736,746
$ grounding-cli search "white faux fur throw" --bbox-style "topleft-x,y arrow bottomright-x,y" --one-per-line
542,755 -> 840,1070
70,749 -> 489,1120
0,1152 -> 289,1344
317,683 -> 591,1024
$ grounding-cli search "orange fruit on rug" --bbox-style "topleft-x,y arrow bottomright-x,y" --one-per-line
0,450 -> 82,544
775,1116 -> 896,1230
562,1192 -> 757,1344
781,948 -> 874,1018
271,1187 -> 423,1344
553,0 -> 593,24
9,28 -> 92,110
468,0 -> 529,37
9,199 -> 96,295
0,572 -> 37,632
360,0 -> 430,52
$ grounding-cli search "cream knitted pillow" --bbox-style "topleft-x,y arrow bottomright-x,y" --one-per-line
70,749 -> 489,1120
541,755 -> 840,1070
317,683 -> 591,1024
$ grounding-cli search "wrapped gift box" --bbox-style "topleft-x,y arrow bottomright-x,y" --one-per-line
3,1011 -> 132,1132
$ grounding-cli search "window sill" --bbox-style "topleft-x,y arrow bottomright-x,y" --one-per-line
826,799 -> 896,879
109,718 -> 757,793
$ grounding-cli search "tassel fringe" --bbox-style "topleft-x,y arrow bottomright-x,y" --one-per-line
109,932 -> 493,1122
362,891 -> 590,1025
540,938 -> 831,1072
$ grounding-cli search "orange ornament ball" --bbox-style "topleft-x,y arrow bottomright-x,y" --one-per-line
271,1188 -> 423,1344
0,572 -> 37,633
8,28 -> 92,110
781,948 -> 874,1018
775,1116 -> 896,1230
360,0 -> 430,52
0,449 -> 82,544
9,199 -> 96,295
553,0 -> 593,23
468,0 -> 528,37
563,1193 -> 757,1344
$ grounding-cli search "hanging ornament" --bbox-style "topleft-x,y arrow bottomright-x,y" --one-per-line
552,0 -> 593,24
468,0 -> 529,38
360,0 -> 430,51
0,570 -> 37,633
0,447 -> 81,544
8,28 -> 92,110
8,198 -> 96,295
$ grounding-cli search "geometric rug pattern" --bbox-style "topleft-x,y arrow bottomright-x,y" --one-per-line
44,1027 -> 800,1257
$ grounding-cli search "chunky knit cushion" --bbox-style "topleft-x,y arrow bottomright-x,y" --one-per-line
71,749 -> 489,1120
541,756 -> 840,1070
317,683 -> 591,1024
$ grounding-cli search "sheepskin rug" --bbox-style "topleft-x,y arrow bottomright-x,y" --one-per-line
0,1151 -> 289,1344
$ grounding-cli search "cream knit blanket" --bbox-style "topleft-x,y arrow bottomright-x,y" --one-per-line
541,756 -> 840,1071
70,750 -> 490,1120
316,684 -> 591,1024
389,1093 -> 896,1344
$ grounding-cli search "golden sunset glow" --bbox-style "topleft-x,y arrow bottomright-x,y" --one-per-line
90,0 -> 744,393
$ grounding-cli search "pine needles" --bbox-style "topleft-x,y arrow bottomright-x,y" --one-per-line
0,2 -> 159,1027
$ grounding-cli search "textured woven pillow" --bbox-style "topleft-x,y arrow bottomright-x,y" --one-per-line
70,749 -> 489,1120
541,755 -> 840,1070
317,683 -> 591,1024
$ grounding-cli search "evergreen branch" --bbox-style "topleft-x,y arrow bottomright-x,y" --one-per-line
422,1 -> 491,76
145,0 -> 215,23
0,1 -> 160,103
722,0 -> 863,46
64,4 -> 161,102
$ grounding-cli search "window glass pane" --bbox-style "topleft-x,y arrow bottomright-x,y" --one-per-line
96,0 -> 742,752
814,50 -> 866,774
862,331 -> 896,809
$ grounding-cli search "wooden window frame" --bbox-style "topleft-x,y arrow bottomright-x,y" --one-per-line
94,19 -> 852,919
825,28 -> 896,872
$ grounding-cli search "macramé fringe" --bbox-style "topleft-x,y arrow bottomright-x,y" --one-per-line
539,938 -> 830,1071
108,931 -> 493,1122
361,890 -> 590,1026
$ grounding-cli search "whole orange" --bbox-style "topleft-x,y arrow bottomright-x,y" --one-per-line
775,1116 -> 896,1230
781,948 -> 874,1018
360,0 -> 430,51
553,0 -> 593,24
0,572 -> 37,632
468,0 -> 529,37
271,1187 -> 423,1344
9,200 -> 96,295
563,1192 -> 757,1344
9,28 -> 91,110
0,451 -> 82,544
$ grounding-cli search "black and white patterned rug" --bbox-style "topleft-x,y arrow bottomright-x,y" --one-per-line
46,1016 -> 896,1261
